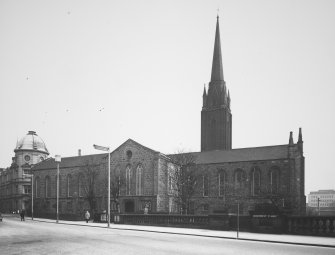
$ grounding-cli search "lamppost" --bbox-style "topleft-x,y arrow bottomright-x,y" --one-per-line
31,173 -> 34,220
93,144 -> 110,228
237,202 -> 239,239
55,155 -> 61,223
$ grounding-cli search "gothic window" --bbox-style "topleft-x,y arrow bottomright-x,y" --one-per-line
234,169 -> 245,192
115,166 -> 121,196
203,174 -> 209,197
78,174 -> 85,197
126,165 -> 131,196
250,167 -> 261,196
35,177 -> 40,198
45,176 -> 51,198
218,170 -> 226,196
269,167 -> 280,194
67,174 -> 73,197
210,118 -> 216,148
135,164 -> 143,195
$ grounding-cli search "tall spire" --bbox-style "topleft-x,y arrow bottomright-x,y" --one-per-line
210,16 -> 224,82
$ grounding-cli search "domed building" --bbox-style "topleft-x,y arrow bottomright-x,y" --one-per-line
0,131 -> 49,213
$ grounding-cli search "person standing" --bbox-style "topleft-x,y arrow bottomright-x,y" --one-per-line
85,210 -> 90,223
20,209 -> 25,221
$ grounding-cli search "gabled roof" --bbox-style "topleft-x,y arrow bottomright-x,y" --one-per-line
169,144 -> 289,165
111,138 -> 158,155
32,139 -> 161,171
32,153 -> 106,171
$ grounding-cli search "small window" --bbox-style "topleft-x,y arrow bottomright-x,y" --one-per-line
126,150 -> 132,160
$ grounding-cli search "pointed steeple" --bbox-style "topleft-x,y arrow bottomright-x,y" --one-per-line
202,84 -> 207,108
227,90 -> 231,107
203,84 -> 207,96
297,127 -> 303,153
298,127 -> 303,143
289,131 -> 294,146
210,16 -> 224,82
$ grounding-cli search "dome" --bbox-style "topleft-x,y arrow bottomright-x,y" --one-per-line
15,131 -> 49,155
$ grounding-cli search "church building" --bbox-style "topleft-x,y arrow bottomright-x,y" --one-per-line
4,17 -> 305,218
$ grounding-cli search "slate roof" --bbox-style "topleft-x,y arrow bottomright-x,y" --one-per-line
168,144 -> 289,165
32,153 -> 107,171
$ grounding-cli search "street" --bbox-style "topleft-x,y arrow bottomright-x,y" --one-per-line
0,217 -> 334,255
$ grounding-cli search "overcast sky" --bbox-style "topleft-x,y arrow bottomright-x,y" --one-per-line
1,0 -> 334,195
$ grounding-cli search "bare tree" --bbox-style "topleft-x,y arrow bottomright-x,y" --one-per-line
80,161 -> 100,213
169,151 -> 200,215
100,167 -> 125,213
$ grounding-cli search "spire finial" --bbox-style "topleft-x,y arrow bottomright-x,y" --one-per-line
289,131 -> 294,146
217,8 -> 220,19
298,127 -> 303,142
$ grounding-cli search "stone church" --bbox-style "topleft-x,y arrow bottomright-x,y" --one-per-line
6,17 -> 305,218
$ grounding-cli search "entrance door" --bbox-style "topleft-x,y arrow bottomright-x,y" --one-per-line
124,200 -> 135,213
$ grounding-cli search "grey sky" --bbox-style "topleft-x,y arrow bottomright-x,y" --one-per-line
1,0 -> 334,195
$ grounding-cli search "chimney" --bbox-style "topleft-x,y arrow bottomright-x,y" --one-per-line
78,149 -> 81,156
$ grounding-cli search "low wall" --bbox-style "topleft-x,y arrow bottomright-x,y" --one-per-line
287,216 -> 335,237
115,214 -> 335,237
116,214 -> 209,228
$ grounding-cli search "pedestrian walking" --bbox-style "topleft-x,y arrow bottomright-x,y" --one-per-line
20,209 -> 25,221
85,210 -> 90,223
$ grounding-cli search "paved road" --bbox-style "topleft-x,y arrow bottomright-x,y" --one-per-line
0,217 -> 334,255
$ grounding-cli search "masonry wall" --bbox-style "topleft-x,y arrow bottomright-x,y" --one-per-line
190,158 -> 297,215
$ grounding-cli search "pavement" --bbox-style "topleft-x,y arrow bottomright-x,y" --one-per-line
3,214 -> 335,248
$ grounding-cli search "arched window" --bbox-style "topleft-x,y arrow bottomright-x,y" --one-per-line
269,167 -> 280,194
136,165 -> 143,195
218,170 -> 226,196
203,174 -> 209,197
115,166 -> 121,196
210,118 -> 216,148
126,165 -> 131,196
67,174 -> 73,197
78,174 -> 85,197
250,167 -> 261,196
234,169 -> 245,192
45,176 -> 51,198
35,177 -> 40,198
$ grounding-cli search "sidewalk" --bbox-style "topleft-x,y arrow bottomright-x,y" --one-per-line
5,215 -> 335,248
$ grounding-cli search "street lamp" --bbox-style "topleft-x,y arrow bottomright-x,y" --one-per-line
93,144 -> 110,228
55,155 -> 61,223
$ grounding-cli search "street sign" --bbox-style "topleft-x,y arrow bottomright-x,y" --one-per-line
93,144 -> 109,151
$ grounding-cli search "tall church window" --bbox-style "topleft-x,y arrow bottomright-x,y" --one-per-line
269,168 -> 280,194
115,166 -> 121,196
135,165 -> 143,195
35,177 -> 40,198
126,165 -> 131,196
67,174 -> 73,197
234,169 -> 245,192
250,167 -> 261,196
218,170 -> 226,196
203,174 -> 209,197
78,174 -> 85,197
45,176 -> 51,198
210,118 -> 216,148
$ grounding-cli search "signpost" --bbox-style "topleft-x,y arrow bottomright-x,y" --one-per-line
93,144 -> 110,228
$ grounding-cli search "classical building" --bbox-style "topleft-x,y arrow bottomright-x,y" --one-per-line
23,16 -> 305,218
307,190 -> 335,216
0,131 -> 49,213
